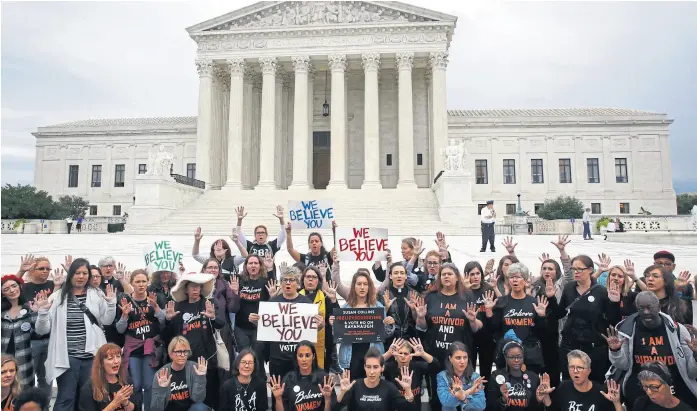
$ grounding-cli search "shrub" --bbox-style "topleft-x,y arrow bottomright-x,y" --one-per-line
536,196 -> 584,220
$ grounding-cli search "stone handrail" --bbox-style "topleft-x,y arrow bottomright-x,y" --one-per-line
531,215 -> 693,235
1,217 -> 126,234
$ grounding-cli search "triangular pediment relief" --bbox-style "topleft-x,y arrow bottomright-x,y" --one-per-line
191,1 -> 455,33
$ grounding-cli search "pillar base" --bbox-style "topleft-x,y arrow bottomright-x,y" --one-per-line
289,182 -> 312,190
397,180 -> 418,189
326,181 -> 347,190
256,181 -> 277,189
361,181 -> 383,189
223,182 -> 243,189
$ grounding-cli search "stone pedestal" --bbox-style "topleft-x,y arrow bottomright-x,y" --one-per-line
126,174 -> 204,229
432,172 -> 479,228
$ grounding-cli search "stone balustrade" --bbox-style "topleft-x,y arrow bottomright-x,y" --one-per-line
530,215 -> 694,235
1,217 -> 126,234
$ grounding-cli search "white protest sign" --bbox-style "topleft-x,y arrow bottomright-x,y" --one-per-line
288,200 -> 335,229
257,301 -> 319,343
335,227 -> 389,262
143,240 -> 184,273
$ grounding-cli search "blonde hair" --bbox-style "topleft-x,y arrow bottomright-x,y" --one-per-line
1,355 -> 21,399
168,336 -> 191,355
608,265 -> 633,296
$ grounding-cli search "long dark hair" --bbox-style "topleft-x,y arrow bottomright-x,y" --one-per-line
307,232 -> 328,257
463,261 -> 492,293
496,256 -> 519,291
210,239 -> 232,260
445,341 -> 474,384
60,258 -> 94,306
284,341 -> 323,385
645,264 -> 688,323
532,259 -> 563,294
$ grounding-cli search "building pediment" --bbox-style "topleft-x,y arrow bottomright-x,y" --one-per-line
187,1 -> 456,33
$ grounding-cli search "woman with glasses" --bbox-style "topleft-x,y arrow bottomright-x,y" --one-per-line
200,258 -> 238,369
2,275 -> 36,390
192,228 -> 247,281
642,265 -> 692,325
554,255 -> 621,382
89,266 -> 103,289
382,338 -> 440,411
268,341 -> 336,411
298,266 -> 339,370
604,291 -> 697,410
219,348 -> 268,411
490,255 -> 519,298
634,361 -> 694,411
236,205 -> 286,261
150,336 -> 207,411
537,350 -> 622,411
487,339 -> 541,410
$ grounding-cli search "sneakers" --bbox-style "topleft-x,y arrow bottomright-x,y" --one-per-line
329,363 -> 344,374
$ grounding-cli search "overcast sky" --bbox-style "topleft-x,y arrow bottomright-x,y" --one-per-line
2,0 -> 696,193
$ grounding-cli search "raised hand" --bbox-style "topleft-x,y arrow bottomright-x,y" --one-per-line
414,295 -> 427,319
545,277 -> 556,299
266,279 -> 279,297
231,227 -> 239,242
317,260 -> 328,275
684,325 -> 697,352
483,290 -> 497,311
322,280 -> 337,302
405,291 -> 418,311
385,248 -> 393,265
156,368 -> 172,388
147,292 -> 159,308
61,255 -> 73,272
268,375 -> 285,399
551,235 -> 570,252
19,254 -> 35,273
461,272 -> 471,290
201,300 -> 215,319
229,276 -> 239,294
676,271 -> 691,288
463,302 -> 478,322
319,375 -> 335,399
120,298 -> 133,319
194,227 -> 203,241
488,273 -> 500,290
624,259 -> 636,280
273,205 -> 284,222
194,357 -> 207,376
165,301 -> 180,321
502,236 -> 517,254
279,261 -> 288,276
52,268 -> 66,287
596,253 -> 611,273
471,376 -> 487,393
536,373 -> 555,401
339,370 -> 355,392
264,253 -> 275,271
485,259 -> 495,276
607,281 -> 621,303
601,326 -> 624,351
31,290 -> 52,312
395,366 -> 413,391
389,338 -> 405,355
178,261 -> 186,275
236,206 -> 247,220
115,262 -> 126,280
285,222 -> 292,234
600,379 -> 621,404
538,252 -> 551,263
409,338 -> 425,357
383,290 -> 396,311
413,239 -> 424,257
449,376 -> 463,398
533,295 -> 548,317
104,285 -> 116,302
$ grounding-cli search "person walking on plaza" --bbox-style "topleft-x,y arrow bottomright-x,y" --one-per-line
480,201 -> 496,253
583,208 -> 593,240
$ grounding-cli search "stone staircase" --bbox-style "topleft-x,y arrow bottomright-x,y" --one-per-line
126,187 -> 474,236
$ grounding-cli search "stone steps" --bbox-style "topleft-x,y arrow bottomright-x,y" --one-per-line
127,188 -> 474,236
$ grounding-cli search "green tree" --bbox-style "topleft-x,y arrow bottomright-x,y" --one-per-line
677,193 -> 697,215
57,195 -> 90,219
536,195 -> 584,220
1,184 -> 61,219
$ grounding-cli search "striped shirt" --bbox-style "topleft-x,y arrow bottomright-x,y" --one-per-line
66,295 -> 91,358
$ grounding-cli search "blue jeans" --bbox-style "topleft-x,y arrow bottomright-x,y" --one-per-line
54,356 -> 93,411
129,356 -> 157,411
31,339 -> 51,398
583,221 -> 592,239
189,403 -> 207,411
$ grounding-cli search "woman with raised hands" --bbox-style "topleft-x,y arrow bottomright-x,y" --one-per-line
33,258 -> 117,411
329,270 -> 395,380
382,338 -> 440,411
286,222 -> 334,281
607,260 -> 647,321
436,341 -> 486,411
148,265 -> 180,309
415,263 -> 481,411
529,236 -> 573,301
554,254 -> 621,383
219,348 -> 267,411
1,355 -> 21,411
378,263 -> 418,347
464,261 -> 496,384
115,270 -> 166,411
338,347 -> 416,411
643,264 -> 692,325
489,254 -> 519,298
236,205 -> 286,259
483,263 -> 550,375
1,275 -> 36,390
150,336 -> 207,411
487,338 -> 542,411
78,343 -> 135,411
268,341 -> 337,411
191,227 -> 246,281
298,265 -> 340,370
536,350 -> 623,411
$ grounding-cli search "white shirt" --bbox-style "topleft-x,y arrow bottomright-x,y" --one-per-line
480,207 -> 496,224
607,222 -> 616,232
583,211 -> 590,223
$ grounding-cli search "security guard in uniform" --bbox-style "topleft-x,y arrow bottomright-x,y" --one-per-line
480,200 -> 496,252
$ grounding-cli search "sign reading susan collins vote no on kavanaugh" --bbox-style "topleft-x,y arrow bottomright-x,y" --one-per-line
332,307 -> 385,344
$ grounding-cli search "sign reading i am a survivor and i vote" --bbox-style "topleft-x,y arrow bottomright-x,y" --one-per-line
143,240 -> 183,273
288,200 -> 335,229
332,307 -> 385,344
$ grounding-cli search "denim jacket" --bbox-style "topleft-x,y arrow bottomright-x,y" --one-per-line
437,371 -> 486,411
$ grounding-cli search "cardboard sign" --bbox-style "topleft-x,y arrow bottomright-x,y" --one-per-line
288,200 -> 335,229
332,307 -> 385,344
257,302 -> 319,343
143,240 -> 183,273
335,227 -> 388,261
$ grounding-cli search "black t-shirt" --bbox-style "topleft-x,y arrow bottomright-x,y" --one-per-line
625,321 -> 697,408
121,296 -> 160,355
384,359 -> 438,411
282,372 -> 335,411
175,300 -> 209,360
551,381 -> 614,411
220,377 -> 268,411
22,281 -> 54,340
620,291 -> 639,321
107,382 -> 129,411
267,294 -> 313,364
633,396 -> 693,411
236,278 -> 270,330
2,394 -> 14,411
100,277 -> 125,294
424,291 -> 475,364
165,367 -> 192,411
340,379 -> 410,411
558,282 -> 619,344
247,239 -> 280,258
491,294 -> 543,343
486,370 -> 540,411
298,252 -> 333,281
470,285 -> 494,339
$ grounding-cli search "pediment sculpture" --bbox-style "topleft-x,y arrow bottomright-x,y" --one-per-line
146,146 -> 174,177
443,140 -> 467,173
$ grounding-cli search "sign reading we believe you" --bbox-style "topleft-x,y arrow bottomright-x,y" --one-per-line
257,301 -> 319,343
144,240 -> 183,273
288,200 -> 334,229
336,227 -> 388,261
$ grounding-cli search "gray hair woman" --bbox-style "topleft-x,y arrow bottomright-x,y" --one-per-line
635,361 -> 691,410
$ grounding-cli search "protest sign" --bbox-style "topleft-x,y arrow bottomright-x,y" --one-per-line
143,240 -> 183,273
257,301 -> 319,343
332,307 -> 385,344
335,227 -> 388,261
288,200 -> 335,229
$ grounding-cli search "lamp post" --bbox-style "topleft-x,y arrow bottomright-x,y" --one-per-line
516,193 -> 523,215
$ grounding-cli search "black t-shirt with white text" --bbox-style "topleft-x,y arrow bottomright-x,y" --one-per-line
633,396 -> 693,411
121,296 -> 160,355
340,379 -> 410,411
486,369 -> 540,411
220,377 -> 268,411
175,300 -> 209,360
236,278 -> 270,330
551,381 -> 614,411
282,372 -> 335,411
165,367 -> 192,411
424,291 -> 475,364
247,240 -> 280,258
490,294 -> 544,344
268,294 -> 313,364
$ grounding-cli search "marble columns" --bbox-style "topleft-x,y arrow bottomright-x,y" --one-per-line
327,54 -> 347,189
290,56 -> 311,188
396,52 -> 416,189
257,57 -> 277,189
242,70 -> 254,189
225,57 -> 246,188
195,59 -> 214,186
361,52 -> 381,188
429,51 -> 449,178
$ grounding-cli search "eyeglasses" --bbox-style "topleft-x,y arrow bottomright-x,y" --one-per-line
255,231 -> 267,235
508,275 -> 524,280
304,275 -> 318,280
205,266 -> 219,270
654,261 -> 673,267
35,267 -> 51,272
102,264 -> 114,268
426,261 -> 440,266
282,278 -> 297,283
571,267 -> 590,273
641,383 -> 663,392
172,350 -> 191,357
568,365 -> 588,372
506,355 -> 524,361
239,360 -> 255,367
